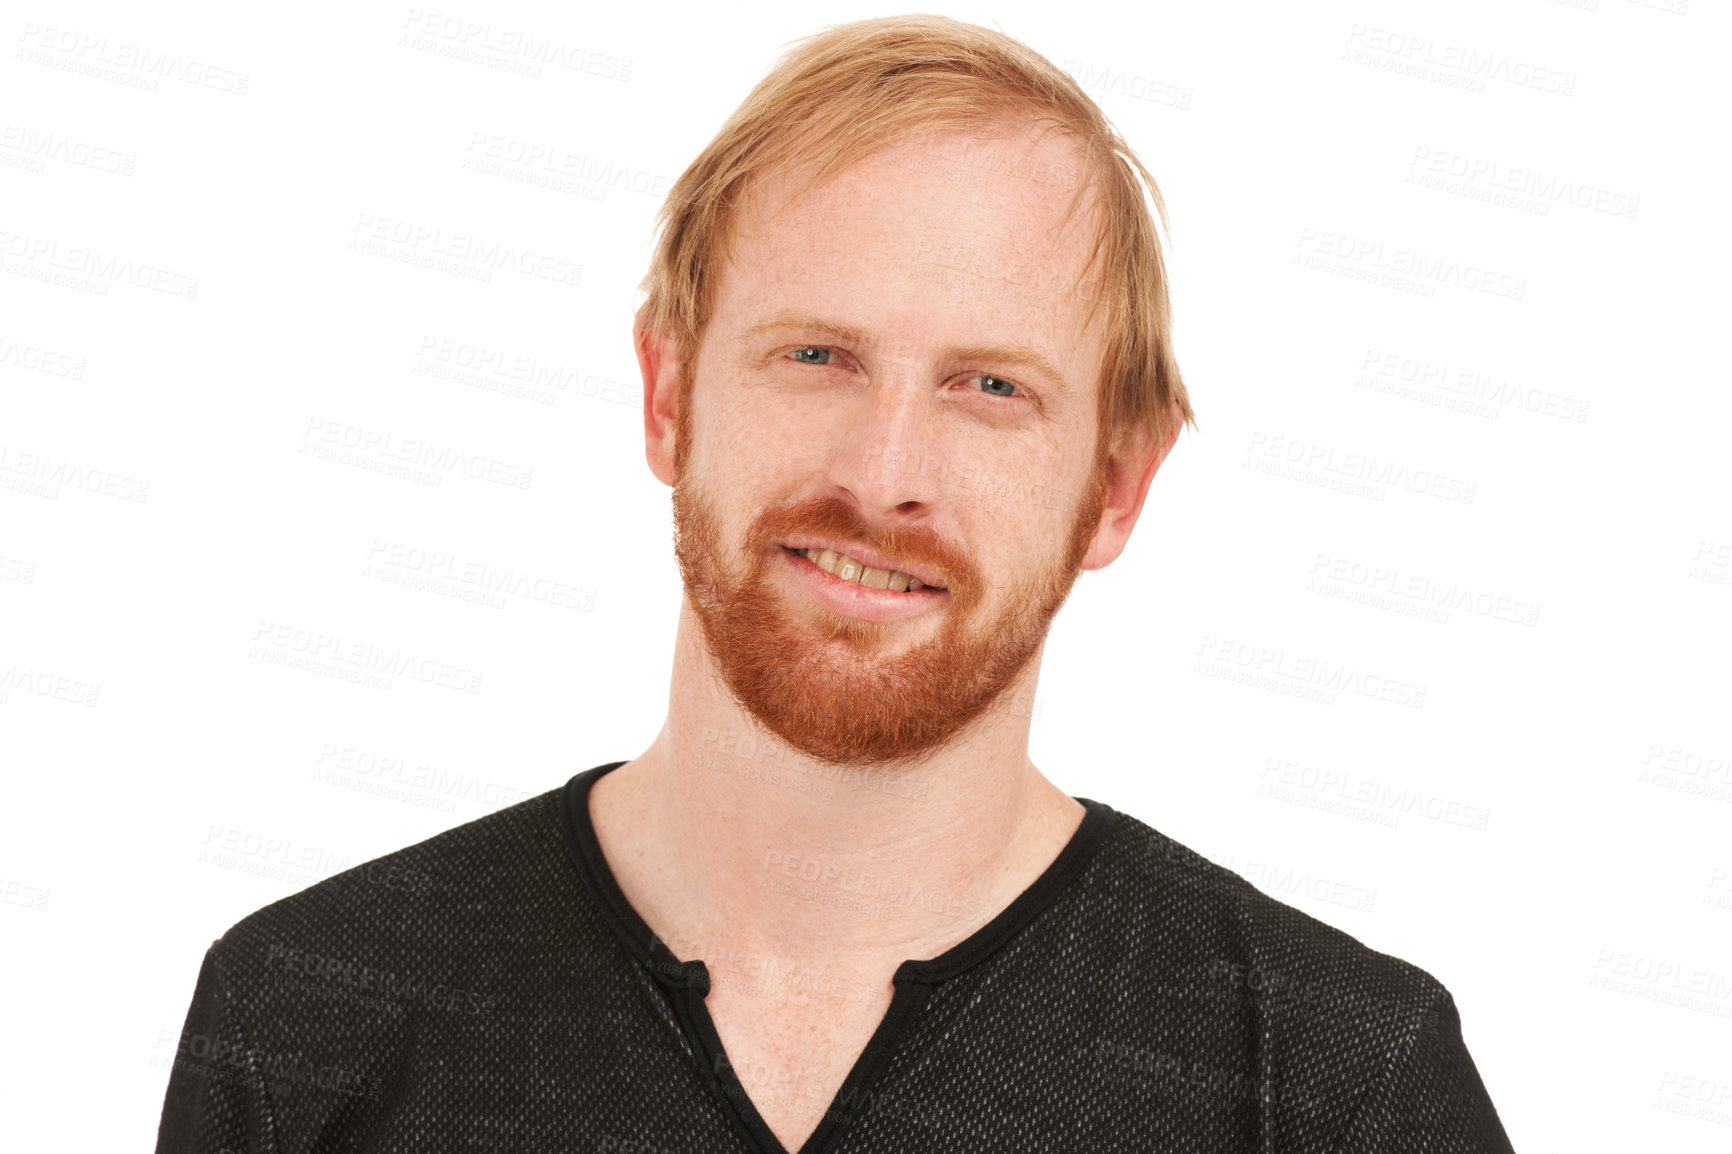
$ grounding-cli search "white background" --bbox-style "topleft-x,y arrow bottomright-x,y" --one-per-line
2,1 -> 1728,1150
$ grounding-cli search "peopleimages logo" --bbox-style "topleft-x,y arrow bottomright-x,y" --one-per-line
265,944 -> 498,1015
1408,147 -> 1639,220
300,417 -> 534,490
348,212 -> 582,288
1258,757 -> 1492,831
1356,349 -> 1591,425
1293,228 -> 1526,301
249,620 -> 485,694
0,227 -> 199,298
0,663 -> 100,707
398,9 -> 632,81
1307,553 -> 1540,628
1342,24 -> 1576,96
1060,57 -> 1193,110
1243,431 -> 1477,506
1193,634 -> 1428,710
0,443 -> 149,502
0,333 -> 87,379
153,1028 -> 377,1100
0,124 -> 136,176
15,22 -> 251,94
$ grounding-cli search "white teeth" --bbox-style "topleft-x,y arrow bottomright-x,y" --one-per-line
794,546 -> 927,592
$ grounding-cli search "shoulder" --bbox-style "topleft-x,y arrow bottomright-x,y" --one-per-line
201,786 -> 579,998
1089,805 -> 1447,1008
1069,805 -> 1458,1107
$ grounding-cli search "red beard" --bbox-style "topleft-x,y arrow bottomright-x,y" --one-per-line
671,459 -> 1106,772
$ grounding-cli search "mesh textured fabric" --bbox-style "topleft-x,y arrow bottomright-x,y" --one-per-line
156,762 -> 1515,1153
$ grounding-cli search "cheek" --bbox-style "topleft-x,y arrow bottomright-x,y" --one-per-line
691,382 -> 776,476
967,458 -> 1089,585
694,384 -> 841,510
956,442 -> 1072,522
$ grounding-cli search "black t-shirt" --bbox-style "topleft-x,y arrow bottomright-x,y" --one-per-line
155,762 -> 1514,1153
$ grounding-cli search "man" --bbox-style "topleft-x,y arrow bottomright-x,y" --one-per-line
157,15 -> 1514,1153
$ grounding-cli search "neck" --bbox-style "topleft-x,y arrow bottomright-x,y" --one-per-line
590,598 -> 1084,975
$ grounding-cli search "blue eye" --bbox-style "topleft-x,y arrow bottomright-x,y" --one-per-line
786,347 -> 1021,401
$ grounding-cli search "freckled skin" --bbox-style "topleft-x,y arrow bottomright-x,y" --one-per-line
604,121 -> 1182,1154
685,127 -> 1108,627
664,122 -> 1126,776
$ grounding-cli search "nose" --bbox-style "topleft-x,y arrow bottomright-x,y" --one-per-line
823,372 -> 946,523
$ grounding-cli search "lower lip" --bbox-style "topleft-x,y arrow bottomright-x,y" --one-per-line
776,547 -> 948,623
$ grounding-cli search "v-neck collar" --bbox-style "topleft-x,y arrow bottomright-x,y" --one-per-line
558,760 -> 1117,1154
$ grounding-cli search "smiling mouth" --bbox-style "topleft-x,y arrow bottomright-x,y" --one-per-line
781,546 -> 944,592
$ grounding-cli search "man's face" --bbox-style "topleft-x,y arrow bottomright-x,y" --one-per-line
670,124 -> 1112,772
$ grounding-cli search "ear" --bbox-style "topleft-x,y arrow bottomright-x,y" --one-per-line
636,321 -> 682,487
1079,402 -> 1184,572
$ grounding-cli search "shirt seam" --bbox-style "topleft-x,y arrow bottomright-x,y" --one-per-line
892,798 -> 1119,984
557,763 -> 1122,1154
208,940 -> 285,1154
1324,985 -> 1451,1154
560,764 -> 1119,991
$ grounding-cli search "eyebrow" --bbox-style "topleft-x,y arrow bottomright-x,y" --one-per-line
739,309 -> 1071,395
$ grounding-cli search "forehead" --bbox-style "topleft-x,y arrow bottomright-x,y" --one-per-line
713,124 -> 1105,373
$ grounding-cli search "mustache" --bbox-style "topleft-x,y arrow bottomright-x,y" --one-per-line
745,495 -> 978,600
